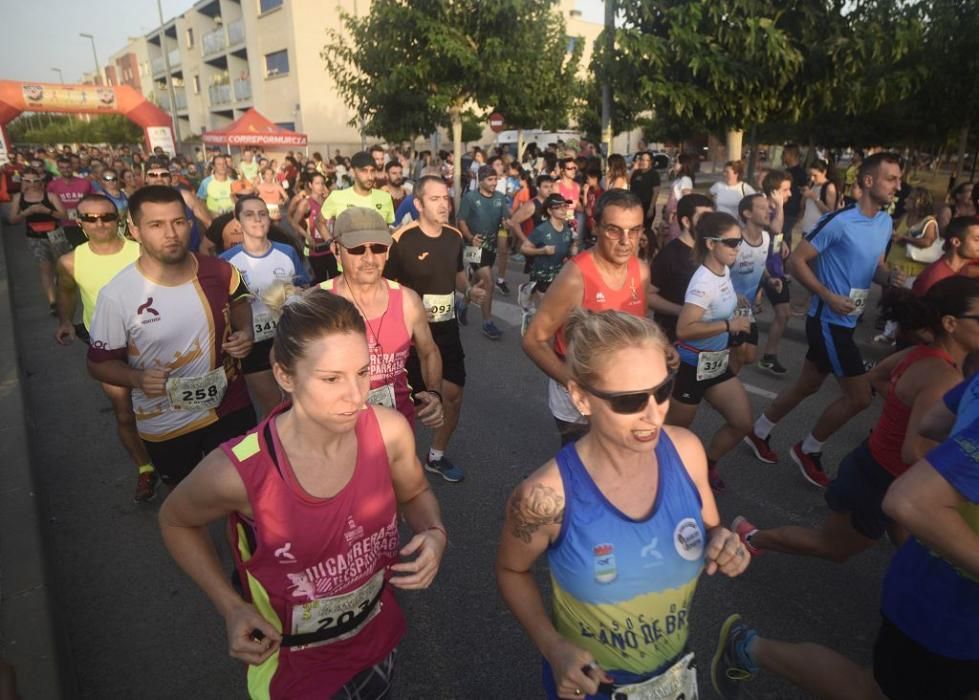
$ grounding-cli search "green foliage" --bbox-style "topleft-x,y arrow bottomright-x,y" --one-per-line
9,114 -> 144,146
461,113 -> 484,144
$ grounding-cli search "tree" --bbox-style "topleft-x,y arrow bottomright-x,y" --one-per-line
9,114 -> 143,146
322,0 -> 578,207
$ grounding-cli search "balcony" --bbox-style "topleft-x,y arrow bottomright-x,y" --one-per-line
161,89 -> 188,113
168,48 -> 181,67
209,83 -> 232,105
202,27 -> 227,57
227,18 -> 245,47
151,56 -> 165,75
233,79 -> 251,102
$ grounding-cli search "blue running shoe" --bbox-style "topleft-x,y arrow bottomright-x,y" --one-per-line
711,614 -> 758,699
425,456 -> 464,483
482,320 -> 503,340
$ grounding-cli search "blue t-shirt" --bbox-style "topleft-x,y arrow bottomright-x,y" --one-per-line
528,220 -> 573,279
196,175 -> 213,200
394,194 -> 416,227
730,230 -> 770,303
805,204 -> 892,327
943,371 -> 979,434
677,265 -> 736,365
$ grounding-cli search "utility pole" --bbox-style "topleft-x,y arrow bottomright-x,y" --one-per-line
600,0 -> 615,159
50,68 -> 64,84
79,33 -> 101,85
156,0 -> 182,150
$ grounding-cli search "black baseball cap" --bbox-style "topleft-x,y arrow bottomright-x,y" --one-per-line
543,193 -> 573,209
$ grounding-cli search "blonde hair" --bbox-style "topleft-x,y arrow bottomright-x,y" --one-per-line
564,309 -> 668,386
261,280 -> 366,374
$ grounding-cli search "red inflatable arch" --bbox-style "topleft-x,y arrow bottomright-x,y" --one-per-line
0,80 -> 175,161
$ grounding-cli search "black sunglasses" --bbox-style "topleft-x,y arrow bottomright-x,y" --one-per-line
79,212 -> 119,224
580,372 -> 676,414
146,170 -> 171,177
343,243 -> 389,255
708,236 -> 743,248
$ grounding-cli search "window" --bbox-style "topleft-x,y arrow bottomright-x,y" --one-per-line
566,36 -> 579,54
265,50 -> 289,77
193,75 -> 200,94
260,0 -> 284,13
276,122 -> 295,131
186,28 -> 194,48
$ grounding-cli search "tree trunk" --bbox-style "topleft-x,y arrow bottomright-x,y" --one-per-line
746,125 -> 758,183
950,122 -> 969,192
726,129 -> 744,164
517,128 -> 525,161
450,105 -> 463,213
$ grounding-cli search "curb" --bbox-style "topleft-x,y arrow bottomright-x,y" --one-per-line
0,216 -> 73,699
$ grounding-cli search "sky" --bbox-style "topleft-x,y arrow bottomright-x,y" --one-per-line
0,0 -> 605,85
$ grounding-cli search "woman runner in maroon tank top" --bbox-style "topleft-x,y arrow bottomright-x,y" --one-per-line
159,287 -> 446,700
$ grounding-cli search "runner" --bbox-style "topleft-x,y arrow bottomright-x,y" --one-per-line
96,169 -> 129,237
756,170 -> 794,375
733,276 -> 979,562
238,148 -> 259,183
798,159 -> 838,238
382,160 -> 408,213
779,144 -> 808,246
913,215 -> 979,295
664,154 -> 696,241
53,193 -> 157,502
322,207 -> 445,429
557,157 -> 584,245
9,167 -> 69,310
498,309 -> 749,700
490,156 -> 514,297
670,212 -> 754,491
648,194 -> 715,343
744,153 -> 906,487
520,194 -> 578,332
709,160 -> 755,219
457,164 -> 509,340
221,196 -> 309,418
385,175 -> 487,482
523,190 -> 652,445
144,158 -> 213,252
255,167 -> 289,222
201,156 -> 235,217
47,154 -> 94,237
158,288 -> 446,699
289,171 -> 332,281
937,181 -> 976,234
728,194 -> 773,374
86,185 -> 256,487
629,151 -> 661,233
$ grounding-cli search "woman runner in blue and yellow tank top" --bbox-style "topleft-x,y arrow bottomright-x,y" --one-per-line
497,309 -> 750,699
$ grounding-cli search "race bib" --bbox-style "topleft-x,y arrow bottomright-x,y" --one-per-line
614,652 -> 697,700
734,304 -> 754,323
366,383 -> 396,408
773,233 -> 784,251
423,293 -> 454,323
848,288 -> 869,316
289,570 -> 384,648
463,246 -> 483,266
166,367 -> 228,410
696,349 -> 730,382
46,227 -> 68,248
253,311 -> 278,342
267,203 -> 280,219
67,209 -> 79,222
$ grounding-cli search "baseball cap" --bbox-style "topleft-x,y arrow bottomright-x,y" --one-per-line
333,207 -> 393,247
543,193 -> 573,209
478,164 -> 496,181
350,151 -> 374,169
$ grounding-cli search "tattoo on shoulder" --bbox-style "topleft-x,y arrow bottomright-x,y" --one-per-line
509,483 -> 565,544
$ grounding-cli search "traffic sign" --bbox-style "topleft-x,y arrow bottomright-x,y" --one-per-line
489,112 -> 505,133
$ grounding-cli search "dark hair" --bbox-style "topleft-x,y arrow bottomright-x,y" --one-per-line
76,193 -> 118,213
693,211 -> 741,260
946,216 -> 979,249
384,160 -> 402,173
761,169 -> 791,196
415,174 -> 446,200
810,159 -> 829,174
560,157 -> 575,170
949,181 -> 973,202
857,152 -> 901,184
535,174 -> 555,188
676,153 -> 696,181
593,189 -> 643,227
128,185 -> 184,225
738,193 -> 765,221
313,151 -> 323,160
724,160 -> 745,178
369,145 -> 384,154
677,193 -> 713,231
880,276 -> 979,337
586,166 -> 602,180
262,285 -> 366,375
233,195 -> 268,220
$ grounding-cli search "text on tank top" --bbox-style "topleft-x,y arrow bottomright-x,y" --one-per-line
868,345 -> 956,477
554,252 -> 644,357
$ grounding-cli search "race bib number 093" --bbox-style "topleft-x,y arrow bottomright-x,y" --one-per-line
422,293 -> 454,323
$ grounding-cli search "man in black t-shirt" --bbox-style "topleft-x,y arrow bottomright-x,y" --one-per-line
781,144 -> 808,246
630,151 -> 662,229
385,175 -> 487,484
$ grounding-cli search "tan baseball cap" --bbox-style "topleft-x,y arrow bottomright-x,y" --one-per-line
333,207 -> 393,247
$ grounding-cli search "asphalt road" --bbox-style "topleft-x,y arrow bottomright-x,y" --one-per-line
8,222 -> 894,699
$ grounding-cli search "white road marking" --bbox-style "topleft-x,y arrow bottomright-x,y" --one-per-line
743,383 -> 777,400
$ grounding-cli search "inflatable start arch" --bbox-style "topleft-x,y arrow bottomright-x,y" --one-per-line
0,80 -> 176,162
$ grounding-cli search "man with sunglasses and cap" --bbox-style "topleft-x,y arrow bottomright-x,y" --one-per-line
144,158 -> 212,253
53,193 -> 159,502
520,193 -> 578,332
96,169 -> 129,235
322,207 -> 444,430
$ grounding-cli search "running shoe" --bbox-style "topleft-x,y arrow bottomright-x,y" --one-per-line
731,516 -> 764,557
708,465 -> 726,492
425,456 -> 464,483
790,442 -> 830,488
482,320 -> 503,340
456,298 -> 468,326
757,355 -> 787,375
496,279 -> 511,296
133,470 -> 159,503
517,281 -> 536,311
711,614 -> 758,700
743,432 -> 778,464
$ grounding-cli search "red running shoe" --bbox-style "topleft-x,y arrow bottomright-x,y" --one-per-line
708,465 -> 726,492
790,442 -> 830,488
743,432 -> 778,464
732,516 -> 764,557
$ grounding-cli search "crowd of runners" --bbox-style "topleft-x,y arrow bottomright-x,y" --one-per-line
2,139 -> 978,700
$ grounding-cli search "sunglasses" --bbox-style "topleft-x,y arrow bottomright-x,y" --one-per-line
708,236 -> 743,248
102,175 -> 117,182
79,212 -> 119,224
146,170 -> 171,178
580,372 -> 676,414
343,243 -> 389,255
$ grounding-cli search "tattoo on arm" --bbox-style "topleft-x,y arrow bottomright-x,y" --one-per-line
509,484 -> 565,544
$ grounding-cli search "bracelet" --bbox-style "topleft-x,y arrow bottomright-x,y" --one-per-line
425,389 -> 443,403
424,525 -> 448,542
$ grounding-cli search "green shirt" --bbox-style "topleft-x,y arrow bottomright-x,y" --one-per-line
320,187 -> 395,225
239,161 -> 259,182
458,190 -> 507,249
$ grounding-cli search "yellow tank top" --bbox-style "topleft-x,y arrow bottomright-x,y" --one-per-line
74,240 -> 141,329
206,178 -> 234,214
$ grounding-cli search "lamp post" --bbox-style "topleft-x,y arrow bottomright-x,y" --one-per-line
51,68 -> 64,84
156,0 -> 182,149
79,33 -> 101,85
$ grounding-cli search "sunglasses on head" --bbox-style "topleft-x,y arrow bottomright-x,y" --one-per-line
708,236 -> 743,248
79,212 -> 119,224
580,371 -> 676,414
343,243 -> 389,255
102,175 -> 117,181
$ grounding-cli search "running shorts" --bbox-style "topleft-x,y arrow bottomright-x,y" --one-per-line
824,440 -> 895,540
672,359 -> 735,405
240,338 -> 273,375
764,278 -> 791,306
728,322 -> 759,348
805,315 -> 865,377
408,321 -> 466,389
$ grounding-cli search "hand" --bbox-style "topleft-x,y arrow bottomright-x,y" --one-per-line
802,186 -> 816,200
223,600 -> 282,665
780,242 -> 790,259
770,190 -> 785,208
736,295 -> 751,311
704,527 -> 750,577
825,293 -> 856,316
138,367 -> 170,397
223,330 -> 253,359
544,637 -> 613,699
889,268 -> 907,288
415,391 -> 445,429
768,278 -> 783,294
664,344 -> 680,371
54,322 -> 76,345
468,279 -> 487,305
543,245 -> 556,256
472,235 -> 484,248
389,528 -> 446,589
729,316 -> 751,334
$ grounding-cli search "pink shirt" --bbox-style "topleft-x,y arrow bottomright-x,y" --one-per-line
47,177 -> 93,224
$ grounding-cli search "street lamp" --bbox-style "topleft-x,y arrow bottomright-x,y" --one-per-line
79,33 -> 101,85
50,68 -> 64,84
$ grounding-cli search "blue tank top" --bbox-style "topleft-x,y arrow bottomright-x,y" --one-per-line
546,432 -> 705,685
